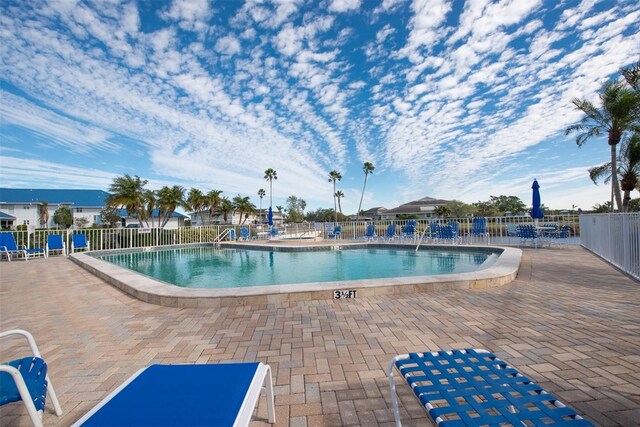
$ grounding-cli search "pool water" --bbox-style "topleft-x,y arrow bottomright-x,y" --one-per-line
93,246 -> 500,289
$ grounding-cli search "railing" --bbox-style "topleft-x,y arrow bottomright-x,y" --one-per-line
4,214 -> 582,254
580,213 -> 640,281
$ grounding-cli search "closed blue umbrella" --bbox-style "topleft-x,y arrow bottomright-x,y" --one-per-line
530,179 -> 544,220
268,206 -> 273,226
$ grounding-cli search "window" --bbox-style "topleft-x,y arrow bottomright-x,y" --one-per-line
23,206 -> 30,210
76,208 -> 83,213
23,220 -> 29,225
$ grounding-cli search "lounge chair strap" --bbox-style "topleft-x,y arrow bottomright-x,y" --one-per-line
0,357 -> 48,412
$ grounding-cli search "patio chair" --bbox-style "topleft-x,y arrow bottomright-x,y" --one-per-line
401,221 -> 416,241
72,362 -> 275,427
240,227 -> 250,241
328,225 -> 341,239
468,217 -> 489,244
385,224 -> 399,241
0,232 -> 45,261
229,229 -> 237,241
388,349 -> 593,427
363,224 -> 377,241
46,234 -> 66,257
0,329 -> 63,427
517,225 -> 541,248
71,233 -> 90,253
550,225 -> 571,247
428,222 -> 440,242
435,224 -> 459,244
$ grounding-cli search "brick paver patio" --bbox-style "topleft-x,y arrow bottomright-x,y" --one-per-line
1,246 -> 639,426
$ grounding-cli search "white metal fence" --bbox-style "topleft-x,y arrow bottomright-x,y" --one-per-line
580,213 -> 640,281
4,214 -> 582,254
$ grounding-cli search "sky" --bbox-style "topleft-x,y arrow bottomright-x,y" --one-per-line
1,0 -> 638,215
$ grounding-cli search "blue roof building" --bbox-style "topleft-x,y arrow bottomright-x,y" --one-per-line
0,188 -> 110,207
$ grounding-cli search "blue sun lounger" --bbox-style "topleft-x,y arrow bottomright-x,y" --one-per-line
72,362 -> 275,427
0,232 -> 45,261
388,349 -> 592,427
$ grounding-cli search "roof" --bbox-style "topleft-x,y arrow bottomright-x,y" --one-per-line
0,188 -> 110,207
0,211 -> 16,219
384,197 -> 450,214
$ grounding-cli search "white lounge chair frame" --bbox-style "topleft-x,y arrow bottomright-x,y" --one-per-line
0,329 -> 63,427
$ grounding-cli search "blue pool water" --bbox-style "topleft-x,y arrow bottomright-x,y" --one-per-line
93,246 -> 499,289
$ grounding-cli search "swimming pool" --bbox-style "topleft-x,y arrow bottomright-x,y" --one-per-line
71,242 -> 521,307
92,246 -> 500,289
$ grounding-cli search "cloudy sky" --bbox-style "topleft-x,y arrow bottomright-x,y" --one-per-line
1,0 -> 638,213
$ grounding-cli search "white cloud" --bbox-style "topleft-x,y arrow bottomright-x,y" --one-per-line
215,35 -> 241,55
329,0 -> 361,13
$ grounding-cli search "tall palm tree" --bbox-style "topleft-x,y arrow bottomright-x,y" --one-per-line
264,168 -> 277,209
207,190 -> 223,225
106,174 -> 148,224
186,188 -> 208,225
141,189 -> 156,227
300,199 -> 306,220
589,133 -> 640,211
335,190 -> 344,215
328,170 -> 342,223
218,197 -> 233,223
356,162 -> 375,221
156,185 -> 185,228
38,201 -> 49,228
232,195 -> 257,225
566,80 -> 640,211
258,188 -> 266,223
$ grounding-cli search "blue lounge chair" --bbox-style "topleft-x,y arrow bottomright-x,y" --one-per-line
0,329 -> 63,427
328,226 -> 341,239
401,221 -> 416,241
72,362 -> 275,427
468,217 -> 489,244
240,227 -> 250,241
389,349 -> 593,427
517,225 -> 540,247
384,224 -> 399,241
428,222 -> 440,241
435,224 -> 459,244
0,232 -> 45,261
229,229 -> 237,241
46,235 -> 66,257
71,234 -> 90,253
550,225 -> 571,247
363,224 -> 377,241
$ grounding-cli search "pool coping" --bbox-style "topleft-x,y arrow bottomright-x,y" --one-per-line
69,242 -> 522,307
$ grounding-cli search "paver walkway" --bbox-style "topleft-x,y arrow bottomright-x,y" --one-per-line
1,246 -> 639,426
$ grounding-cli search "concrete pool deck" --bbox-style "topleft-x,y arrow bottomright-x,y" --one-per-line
1,245 -> 639,426
68,242 -> 521,307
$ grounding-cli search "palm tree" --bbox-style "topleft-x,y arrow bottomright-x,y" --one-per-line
264,168 -> 277,209
300,199 -> 306,220
141,189 -> 156,227
232,195 -> 257,224
566,80 -> 640,211
207,190 -> 223,225
218,197 -> 233,223
106,174 -> 148,224
335,190 -> 344,215
258,188 -> 266,223
356,162 -> 375,221
328,170 -> 342,223
589,133 -> 640,211
38,201 -> 49,228
186,188 -> 208,225
157,185 -> 185,228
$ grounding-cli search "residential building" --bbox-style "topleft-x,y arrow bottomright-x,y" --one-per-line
377,197 -> 451,220
0,188 -> 187,229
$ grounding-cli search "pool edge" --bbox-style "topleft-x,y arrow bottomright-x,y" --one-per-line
69,244 -> 522,307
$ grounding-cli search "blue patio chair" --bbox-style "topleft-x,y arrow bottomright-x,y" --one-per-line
363,224 -> 377,241
468,217 -> 489,244
401,223 -> 416,241
550,225 -> 571,247
72,362 -> 275,427
46,235 -> 66,257
435,224 -> 459,244
0,329 -> 63,427
428,222 -> 440,241
328,226 -> 341,239
240,227 -> 250,241
517,225 -> 540,247
384,224 -> 399,241
270,227 -> 280,238
229,229 -> 237,241
71,233 -> 90,253
448,221 -> 459,237
0,232 -> 45,261
388,349 -> 593,427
